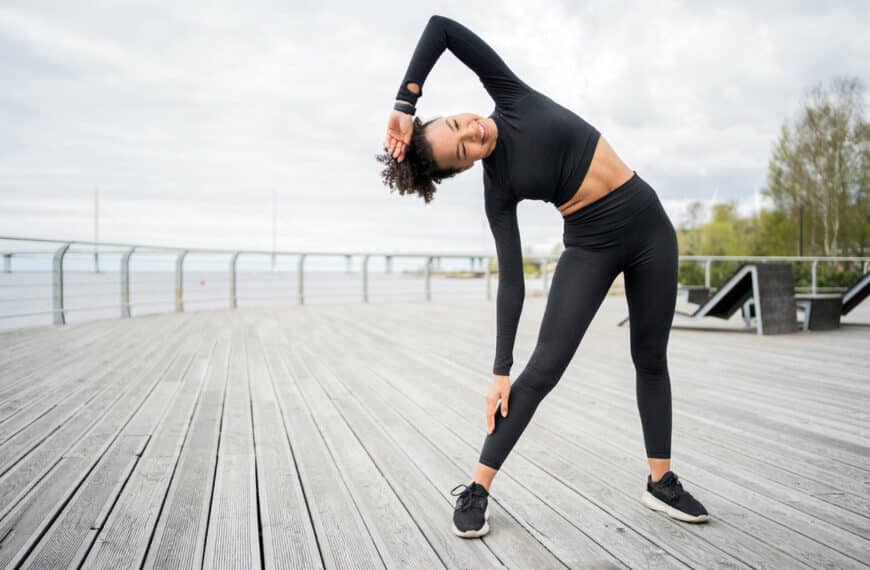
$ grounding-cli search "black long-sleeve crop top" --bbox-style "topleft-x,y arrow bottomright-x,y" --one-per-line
397,15 -> 601,376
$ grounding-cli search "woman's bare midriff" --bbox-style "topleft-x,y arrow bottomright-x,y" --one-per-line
557,136 -> 635,218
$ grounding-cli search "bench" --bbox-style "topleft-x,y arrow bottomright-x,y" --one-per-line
620,263 -> 799,334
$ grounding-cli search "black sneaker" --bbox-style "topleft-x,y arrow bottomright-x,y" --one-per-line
641,471 -> 710,523
450,482 -> 491,538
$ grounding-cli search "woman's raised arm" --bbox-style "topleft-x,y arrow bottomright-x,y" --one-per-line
396,15 -> 531,111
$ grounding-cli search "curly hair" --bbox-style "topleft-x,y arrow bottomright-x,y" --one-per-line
376,116 -> 462,203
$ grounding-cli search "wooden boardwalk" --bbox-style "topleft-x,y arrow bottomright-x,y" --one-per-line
0,295 -> 868,569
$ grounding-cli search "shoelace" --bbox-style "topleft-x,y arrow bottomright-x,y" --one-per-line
450,483 -> 477,512
656,475 -> 685,503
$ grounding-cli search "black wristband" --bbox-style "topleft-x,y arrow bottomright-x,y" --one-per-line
394,101 -> 416,116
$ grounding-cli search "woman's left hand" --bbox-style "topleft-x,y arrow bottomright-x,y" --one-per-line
385,110 -> 413,163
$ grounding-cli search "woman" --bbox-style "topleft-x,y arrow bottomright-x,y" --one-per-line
379,15 -> 709,538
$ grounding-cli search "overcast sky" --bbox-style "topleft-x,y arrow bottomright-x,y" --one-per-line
1,0 -> 867,257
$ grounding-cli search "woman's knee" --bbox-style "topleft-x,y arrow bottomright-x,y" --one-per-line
515,347 -> 570,396
631,349 -> 669,379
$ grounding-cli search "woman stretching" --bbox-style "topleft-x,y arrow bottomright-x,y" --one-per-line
379,15 -> 709,538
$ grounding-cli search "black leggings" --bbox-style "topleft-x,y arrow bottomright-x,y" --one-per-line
478,171 -> 678,470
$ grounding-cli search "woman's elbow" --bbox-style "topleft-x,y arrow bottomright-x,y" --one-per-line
499,276 -> 525,296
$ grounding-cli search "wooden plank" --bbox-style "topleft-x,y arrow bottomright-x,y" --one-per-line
418,298 -> 866,470
202,321 -> 261,569
530,396 -> 870,568
0,315 -> 183,448
399,302 -> 870,566
339,297 -> 870,399
0,318 -> 130,395
0,323 -> 61,357
143,324 -> 232,570
577,349 -> 870,460
303,311 -> 717,569
33,324 -> 203,568
574,366 -> 870,517
0,314 -> 198,568
0,320 -> 156,426
0,297 -> 865,567
344,299 -> 870,485
0,307 -> 136,356
404,306 -> 870,502
456,304 -> 866,500
277,313 -> 629,569
316,303 -> 862,568
262,317 -> 454,569
369,296 -> 869,393
0,315 -> 198,518
407,299 -> 870,517
549,373 -> 870,557
81,324 -> 215,568
0,317 -> 126,376
261,316 -> 386,569
243,318 -> 322,569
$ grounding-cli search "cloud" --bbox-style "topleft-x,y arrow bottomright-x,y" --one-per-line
0,0 -> 867,256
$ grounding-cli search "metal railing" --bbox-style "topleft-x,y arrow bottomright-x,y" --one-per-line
0,236 -> 496,325
1,236 -> 868,326
679,255 -> 870,294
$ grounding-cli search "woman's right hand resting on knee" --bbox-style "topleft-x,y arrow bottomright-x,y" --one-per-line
486,375 -> 510,433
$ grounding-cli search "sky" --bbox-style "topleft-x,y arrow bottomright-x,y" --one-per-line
1,0 -> 868,258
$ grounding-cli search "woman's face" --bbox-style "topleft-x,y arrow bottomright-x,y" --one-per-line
424,113 -> 498,172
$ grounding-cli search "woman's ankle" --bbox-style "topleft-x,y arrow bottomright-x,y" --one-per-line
473,463 -> 498,492
647,457 -> 671,482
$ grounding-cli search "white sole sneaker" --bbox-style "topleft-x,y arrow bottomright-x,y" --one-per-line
642,491 -> 710,523
452,506 -> 491,538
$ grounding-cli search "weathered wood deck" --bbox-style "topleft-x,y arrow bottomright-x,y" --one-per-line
0,295 -> 868,569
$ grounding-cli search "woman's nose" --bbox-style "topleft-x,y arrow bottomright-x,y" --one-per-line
465,122 -> 479,141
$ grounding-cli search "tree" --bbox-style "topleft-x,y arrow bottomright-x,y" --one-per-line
762,76 -> 868,256
677,200 -> 706,255
702,202 -> 759,256
747,209 -> 795,256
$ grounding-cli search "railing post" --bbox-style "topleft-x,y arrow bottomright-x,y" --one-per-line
229,251 -> 240,309
3,253 -> 11,273
298,254 -> 306,304
704,258 -> 712,289
424,256 -> 432,301
120,246 -> 135,318
811,259 -> 818,294
485,256 -> 492,300
385,255 -> 392,274
541,256 -> 550,296
362,254 -> 370,303
345,254 -> 352,274
52,243 -> 70,325
175,250 -> 188,312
